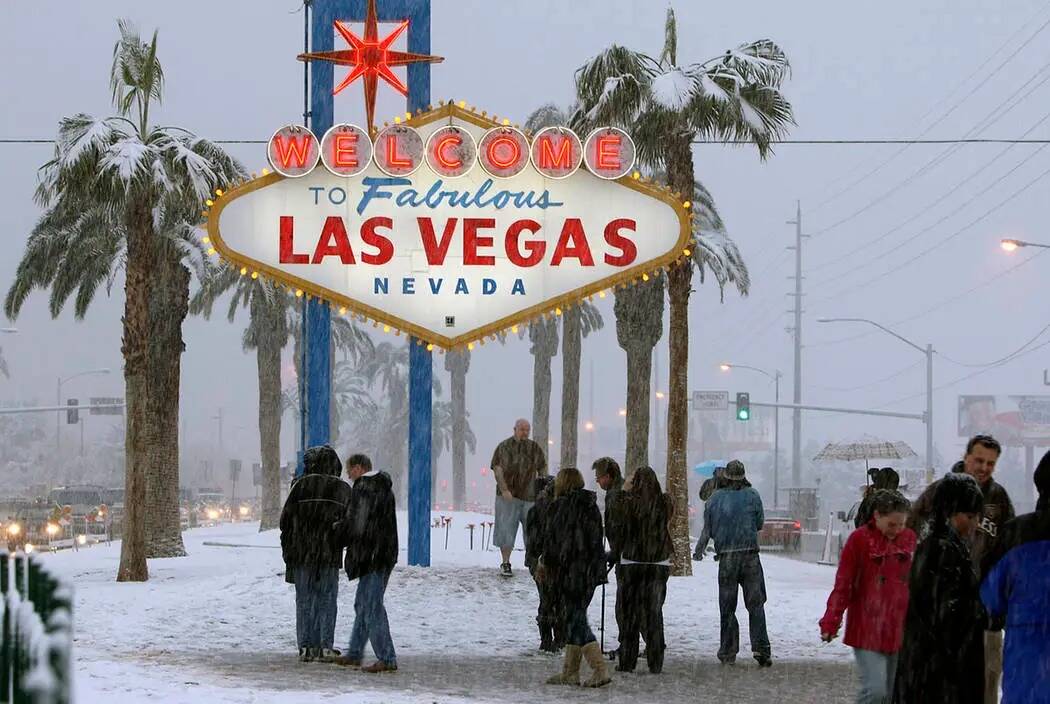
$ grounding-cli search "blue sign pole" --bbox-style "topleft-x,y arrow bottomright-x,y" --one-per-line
306,0 -> 434,566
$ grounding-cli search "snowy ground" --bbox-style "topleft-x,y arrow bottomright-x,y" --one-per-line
38,513 -> 860,703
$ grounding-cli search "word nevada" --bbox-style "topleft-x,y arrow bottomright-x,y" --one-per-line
267,122 -> 637,181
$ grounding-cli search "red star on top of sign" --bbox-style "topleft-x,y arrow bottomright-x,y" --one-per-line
297,0 -> 443,135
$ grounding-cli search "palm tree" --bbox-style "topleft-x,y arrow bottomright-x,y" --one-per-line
574,6 -> 792,575
190,267 -> 292,531
559,302 -> 604,469
443,348 -> 470,509
4,21 -> 244,580
525,317 -> 558,460
430,399 -> 477,506
0,348 -> 8,379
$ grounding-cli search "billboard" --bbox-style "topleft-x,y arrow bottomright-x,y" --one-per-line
207,103 -> 690,349
957,395 -> 1050,445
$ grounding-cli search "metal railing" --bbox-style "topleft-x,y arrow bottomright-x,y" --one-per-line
0,551 -> 73,704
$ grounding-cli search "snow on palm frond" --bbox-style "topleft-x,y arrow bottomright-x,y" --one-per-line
57,114 -> 127,170
697,71 -> 734,103
690,179 -> 725,232
660,6 -> 677,68
737,94 -> 769,136
111,20 -> 164,118
99,137 -> 153,185
651,67 -> 697,112
724,40 -> 791,87
524,104 -> 569,133
576,45 -> 655,125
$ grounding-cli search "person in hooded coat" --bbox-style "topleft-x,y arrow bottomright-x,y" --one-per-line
333,454 -> 399,674
610,466 -> 674,675
979,450 -> 1050,704
525,475 -> 564,652
279,444 -> 352,662
539,467 -> 611,688
820,490 -> 916,703
893,473 -> 986,704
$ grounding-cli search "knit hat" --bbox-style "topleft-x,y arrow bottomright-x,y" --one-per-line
724,460 -> 746,480
933,473 -> 983,519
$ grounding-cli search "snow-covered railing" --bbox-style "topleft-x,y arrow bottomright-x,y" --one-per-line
0,551 -> 72,704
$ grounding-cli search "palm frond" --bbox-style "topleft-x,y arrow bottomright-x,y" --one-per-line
660,6 -> 677,68
577,300 -> 605,338
575,45 -> 656,125
524,103 -> 570,133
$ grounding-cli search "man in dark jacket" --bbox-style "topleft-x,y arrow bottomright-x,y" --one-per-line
980,451 -> 1050,704
693,460 -> 771,667
334,454 -> 399,674
894,474 -> 986,704
279,445 -> 351,662
593,457 -> 624,660
907,434 -> 1014,702
525,476 -> 563,652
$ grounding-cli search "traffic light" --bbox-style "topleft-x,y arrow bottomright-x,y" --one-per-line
736,392 -> 751,421
66,398 -> 79,425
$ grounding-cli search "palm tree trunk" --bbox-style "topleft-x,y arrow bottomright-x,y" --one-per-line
144,249 -> 189,559
560,308 -> 582,469
257,300 -> 284,531
624,343 -> 652,474
532,350 -> 553,462
117,206 -> 153,582
665,142 -> 695,577
446,350 -> 469,510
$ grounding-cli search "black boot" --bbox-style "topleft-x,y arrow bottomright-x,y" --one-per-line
539,622 -> 555,652
552,622 -> 567,651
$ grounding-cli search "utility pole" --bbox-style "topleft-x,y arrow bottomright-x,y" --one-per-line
787,202 -> 806,488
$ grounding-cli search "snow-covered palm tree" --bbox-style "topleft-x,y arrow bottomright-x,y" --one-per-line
574,7 -> 792,574
0,348 -> 7,379
4,21 -> 244,581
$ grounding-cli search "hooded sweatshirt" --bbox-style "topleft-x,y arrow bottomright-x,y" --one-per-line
279,445 -> 352,572
338,470 -> 398,581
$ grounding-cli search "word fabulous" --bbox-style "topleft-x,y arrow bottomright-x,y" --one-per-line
267,123 -> 636,181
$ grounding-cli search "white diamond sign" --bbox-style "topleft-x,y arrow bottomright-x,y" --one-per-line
207,104 -> 691,349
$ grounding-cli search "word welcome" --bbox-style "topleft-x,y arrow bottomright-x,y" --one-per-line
267,122 -> 636,181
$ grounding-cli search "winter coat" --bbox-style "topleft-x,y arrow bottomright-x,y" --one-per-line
908,462 -> 1015,575
602,476 -> 625,551
819,521 -> 917,654
697,484 -> 764,557
611,491 -> 674,564
540,488 -> 606,598
893,527 -> 986,704
980,508 -> 1050,704
525,484 -> 554,572
337,471 -> 398,581
279,446 -> 351,576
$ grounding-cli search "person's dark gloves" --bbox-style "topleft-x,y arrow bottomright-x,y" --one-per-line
692,544 -> 705,561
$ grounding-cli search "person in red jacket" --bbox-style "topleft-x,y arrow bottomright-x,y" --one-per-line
820,490 -> 916,704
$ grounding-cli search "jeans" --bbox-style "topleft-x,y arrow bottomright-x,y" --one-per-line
716,551 -> 770,661
564,590 -> 597,647
853,648 -> 898,704
984,630 -> 1003,704
617,564 -> 670,672
293,566 -> 340,649
534,569 -> 565,638
347,569 -> 396,665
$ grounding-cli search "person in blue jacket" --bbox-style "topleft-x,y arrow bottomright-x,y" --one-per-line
980,450 -> 1050,704
693,459 -> 771,667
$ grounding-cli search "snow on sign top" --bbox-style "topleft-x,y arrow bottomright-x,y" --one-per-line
206,103 -> 692,350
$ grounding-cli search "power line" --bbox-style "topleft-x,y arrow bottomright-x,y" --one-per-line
803,9 -> 1050,215
810,149 -> 1050,302
811,359 -> 923,393
936,322 -> 1050,368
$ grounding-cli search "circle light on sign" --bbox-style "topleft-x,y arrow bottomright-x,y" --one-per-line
424,126 -> 477,178
530,126 -> 583,179
320,123 -> 372,177
478,126 -> 530,179
374,125 -> 424,177
267,125 -> 320,178
583,126 -> 636,180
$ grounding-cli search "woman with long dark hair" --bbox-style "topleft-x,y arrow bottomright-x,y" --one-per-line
894,473 -> 986,703
539,467 -> 611,688
610,466 -> 674,674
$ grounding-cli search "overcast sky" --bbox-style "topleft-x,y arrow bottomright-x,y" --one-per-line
2,1 -> 1048,502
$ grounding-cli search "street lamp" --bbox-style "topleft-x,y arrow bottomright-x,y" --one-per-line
1001,238 -> 1050,252
57,367 -> 112,452
720,363 -> 783,509
817,317 -> 934,481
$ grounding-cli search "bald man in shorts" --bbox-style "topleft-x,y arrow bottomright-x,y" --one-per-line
490,418 -> 548,576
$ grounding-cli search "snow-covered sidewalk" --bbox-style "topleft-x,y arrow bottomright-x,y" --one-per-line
40,515 -> 857,703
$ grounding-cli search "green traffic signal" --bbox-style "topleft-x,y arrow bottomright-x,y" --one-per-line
736,392 -> 750,421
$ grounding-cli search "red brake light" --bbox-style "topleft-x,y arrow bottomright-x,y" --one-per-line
793,521 -> 801,529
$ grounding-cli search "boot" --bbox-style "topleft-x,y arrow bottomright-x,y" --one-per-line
581,641 -> 612,688
538,622 -> 555,652
552,622 -> 567,651
546,645 -> 582,685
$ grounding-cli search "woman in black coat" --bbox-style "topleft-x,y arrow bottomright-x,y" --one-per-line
610,466 -> 674,674
894,473 -> 987,703
539,467 -> 611,688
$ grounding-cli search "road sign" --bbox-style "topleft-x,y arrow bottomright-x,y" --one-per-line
66,399 -> 79,424
229,459 -> 242,482
692,391 -> 729,411
252,463 -> 262,487
89,397 -> 124,415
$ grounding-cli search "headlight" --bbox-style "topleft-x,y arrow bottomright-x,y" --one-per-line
206,509 -> 219,520
6,523 -> 21,537
24,543 -> 35,554
238,506 -> 249,516
76,534 -> 87,546
46,523 -> 59,536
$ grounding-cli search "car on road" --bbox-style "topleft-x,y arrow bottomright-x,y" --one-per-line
758,510 -> 802,552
